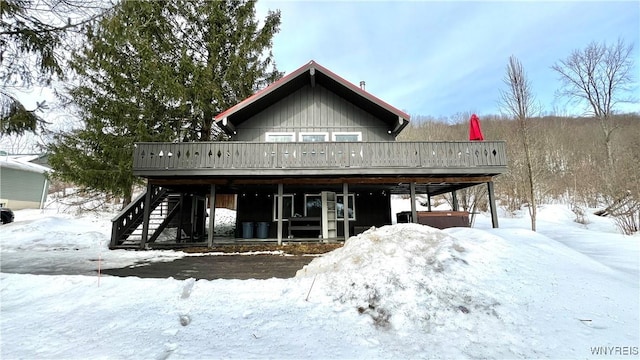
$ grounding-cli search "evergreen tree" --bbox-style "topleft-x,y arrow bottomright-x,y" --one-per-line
47,0 -> 282,206
171,0 -> 282,141
0,0 -> 112,136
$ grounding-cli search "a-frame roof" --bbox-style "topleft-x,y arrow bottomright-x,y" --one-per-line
215,60 -> 411,136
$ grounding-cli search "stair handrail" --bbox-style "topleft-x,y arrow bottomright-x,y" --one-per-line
111,191 -> 147,222
110,186 -> 167,248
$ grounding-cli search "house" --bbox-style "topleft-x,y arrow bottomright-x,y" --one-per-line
110,61 -> 507,249
0,154 -> 51,210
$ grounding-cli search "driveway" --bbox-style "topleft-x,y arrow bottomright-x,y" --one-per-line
101,254 -> 315,280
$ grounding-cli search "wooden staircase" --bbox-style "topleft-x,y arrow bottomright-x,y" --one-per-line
110,187 -> 173,249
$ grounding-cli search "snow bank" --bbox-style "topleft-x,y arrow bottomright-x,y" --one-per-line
297,222 -> 639,358
0,209 -> 188,274
1,215 -> 108,251
1,201 -> 638,359
297,224 -> 500,331
212,208 -> 236,236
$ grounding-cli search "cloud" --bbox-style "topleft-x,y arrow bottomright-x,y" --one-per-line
259,0 -> 639,117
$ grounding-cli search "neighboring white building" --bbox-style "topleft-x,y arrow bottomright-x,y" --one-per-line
0,154 -> 51,210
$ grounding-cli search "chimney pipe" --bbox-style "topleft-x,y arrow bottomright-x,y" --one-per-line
359,81 -> 366,91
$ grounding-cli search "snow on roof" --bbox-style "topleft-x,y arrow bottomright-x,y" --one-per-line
0,155 -> 51,174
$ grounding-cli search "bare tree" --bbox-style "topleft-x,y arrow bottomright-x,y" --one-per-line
499,55 -> 539,231
552,39 -> 635,168
444,185 -> 488,226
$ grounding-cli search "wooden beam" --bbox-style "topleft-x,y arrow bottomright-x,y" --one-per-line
147,204 -> 180,244
139,182 -> 153,250
176,193 -> 185,242
487,181 -> 499,228
221,117 -> 236,134
309,67 -> 316,87
392,116 -> 405,134
277,183 -> 283,245
451,191 -> 459,211
410,182 -> 417,224
150,178 -> 231,186
208,184 -> 215,247
148,175 -> 495,187
190,195 -> 197,242
228,176 -> 495,186
343,182 -> 349,241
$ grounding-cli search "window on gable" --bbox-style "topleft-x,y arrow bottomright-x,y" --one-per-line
299,132 -> 328,142
332,132 -> 362,142
266,132 -> 295,142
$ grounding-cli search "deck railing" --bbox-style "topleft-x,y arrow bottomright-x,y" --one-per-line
132,141 -> 506,172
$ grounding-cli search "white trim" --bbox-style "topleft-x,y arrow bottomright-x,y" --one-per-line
265,132 -> 295,142
272,194 -> 294,221
337,194 -> 356,220
0,157 -> 50,174
332,132 -> 362,142
39,178 -> 48,209
304,193 -> 322,217
298,132 -> 329,142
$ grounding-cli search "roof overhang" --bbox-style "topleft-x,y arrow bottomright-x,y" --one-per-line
146,174 -> 498,198
215,60 -> 410,137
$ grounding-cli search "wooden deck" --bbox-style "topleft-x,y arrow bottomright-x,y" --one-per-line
132,141 -> 507,177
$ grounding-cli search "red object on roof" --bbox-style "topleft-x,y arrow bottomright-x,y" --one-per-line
469,114 -> 484,141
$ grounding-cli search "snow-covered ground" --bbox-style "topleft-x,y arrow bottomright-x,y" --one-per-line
1,199 -> 638,359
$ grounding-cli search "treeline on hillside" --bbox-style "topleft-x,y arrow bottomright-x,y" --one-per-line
399,114 -> 640,234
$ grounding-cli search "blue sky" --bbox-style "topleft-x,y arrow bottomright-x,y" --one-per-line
256,0 -> 640,119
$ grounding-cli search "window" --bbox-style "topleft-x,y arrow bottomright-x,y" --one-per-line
273,194 -> 294,221
332,132 -> 362,142
337,194 -> 355,220
304,194 -> 322,217
299,132 -> 328,142
266,132 -> 295,142
304,193 -> 355,220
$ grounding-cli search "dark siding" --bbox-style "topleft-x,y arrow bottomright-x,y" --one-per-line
235,192 -> 273,238
236,189 -> 392,239
234,84 -> 395,142
340,192 -> 392,236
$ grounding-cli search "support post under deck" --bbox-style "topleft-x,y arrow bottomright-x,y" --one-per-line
487,181 -> 499,228
410,182 -> 417,224
208,184 -> 216,248
139,182 -> 152,250
343,182 -> 349,241
277,183 -> 283,245
452,191 -> 459,211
